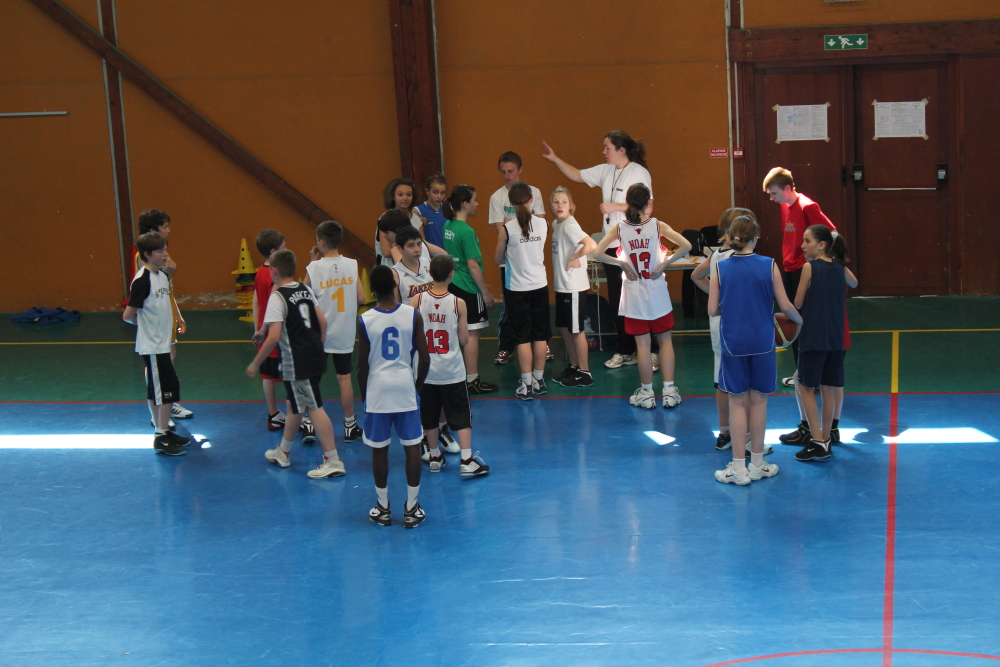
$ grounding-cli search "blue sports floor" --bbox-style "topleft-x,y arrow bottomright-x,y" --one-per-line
2,301 -> 1000,666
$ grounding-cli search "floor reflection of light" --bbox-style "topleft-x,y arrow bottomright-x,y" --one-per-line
885,427 -> 997,444
191,434 -> 212,449
714,429 -> 867,445
0,434 -> 152,449
644,431 -> 676,446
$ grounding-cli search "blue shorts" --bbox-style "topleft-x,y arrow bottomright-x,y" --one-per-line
797,350 -> 845,389
719,350 -> 777,395
362,409 -> 423,448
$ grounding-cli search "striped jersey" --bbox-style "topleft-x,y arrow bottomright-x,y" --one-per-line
717,253 -> 776,356
417,290 -> 466,385
359,304 -> 420,413
263,282 -> 327,380
503,215 -> 548,291
305,256 -> 359,354
393,255 -> 433,301
616,216 -> 673,320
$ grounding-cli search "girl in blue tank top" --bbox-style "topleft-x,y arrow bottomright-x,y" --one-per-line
708,215 -> 801,486
790,225 -> 859,463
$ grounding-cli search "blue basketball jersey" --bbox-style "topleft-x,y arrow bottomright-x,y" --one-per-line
717,253 -> 776,356
359,304 -> 419,413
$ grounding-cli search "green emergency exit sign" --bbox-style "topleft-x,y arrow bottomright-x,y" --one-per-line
824,34 -> 868,50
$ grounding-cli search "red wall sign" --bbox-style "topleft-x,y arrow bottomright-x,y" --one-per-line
710,148 -> 729,158
733,147 -> 744,158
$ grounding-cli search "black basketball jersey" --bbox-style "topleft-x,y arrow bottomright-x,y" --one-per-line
269,282 -> 327,381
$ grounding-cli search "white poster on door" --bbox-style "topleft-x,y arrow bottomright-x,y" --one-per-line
774,103 -> 830,143
873,99 -> 928,140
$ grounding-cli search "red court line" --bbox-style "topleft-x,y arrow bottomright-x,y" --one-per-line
883,392 -> 899,666
698,647 -> 1000,667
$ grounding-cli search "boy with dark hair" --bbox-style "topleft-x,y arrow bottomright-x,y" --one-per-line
413,255 -> 490,476
303,219 -> 365,444
762,167 -> 836,387
253,229 -> 286,431
246,249 -> 345,479
124,232 -> 191,456
358,265 -> 430,528
134,208 -> 192,423
489,151 -> 551,365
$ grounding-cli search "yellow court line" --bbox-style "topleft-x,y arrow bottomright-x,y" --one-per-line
891,331 -> 900,394
851,328 -> 1000,333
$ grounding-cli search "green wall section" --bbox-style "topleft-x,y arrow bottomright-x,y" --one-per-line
1,297 -> 997,403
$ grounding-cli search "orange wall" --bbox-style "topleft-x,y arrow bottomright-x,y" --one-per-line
744,0 -> 1000,28
0,0 -> 122,312
1,0 -> 399,312
435,0 -> 734,301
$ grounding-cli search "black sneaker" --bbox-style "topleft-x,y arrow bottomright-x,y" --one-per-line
830,427 -> 841,445
369,502 -> 392,526
552,364 -> 578,385
779,421 -> 810,445
162,431 -> 191,448
532,377 -> 548,395
403,501 -> 426,529
153,434 -> 186,456
561,370 -> 594,387
344,420 -> 362,443
795,439 -> 833,462
467,377 -> 498,394
460,452 -> 490,477
300,417 -> 316,444
715,432 -> 732,450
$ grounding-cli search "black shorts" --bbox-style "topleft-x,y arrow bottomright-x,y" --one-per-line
259,356 -> 281,380
555,290 -> 587,333
419,381 -> 472,431
448,283 -> 489,331
330,352 -> 352,375
144,353 -> 180,405
506,287 -> 551,345
284,376 -> 323,414
797,350 -> 845,389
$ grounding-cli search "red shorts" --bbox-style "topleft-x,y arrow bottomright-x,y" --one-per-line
624,312 -> 675,336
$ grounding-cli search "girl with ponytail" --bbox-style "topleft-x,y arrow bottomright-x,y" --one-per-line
592,183 -> 691,410
541,129 -> 653,369
789,225 -> 858,462
493,182 -> 550,400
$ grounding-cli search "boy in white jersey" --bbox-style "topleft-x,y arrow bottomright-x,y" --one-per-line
303,220 -> 365,443
549,186 -> 597,388
593,184 -> 691,409
393,225 -> 463,457
247,250 -> 346,478
412,255 -> 490,476
358,266 -> 431,529
124,232 -> 191,456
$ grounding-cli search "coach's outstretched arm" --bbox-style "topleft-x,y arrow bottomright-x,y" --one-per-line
541,141 -> 584,183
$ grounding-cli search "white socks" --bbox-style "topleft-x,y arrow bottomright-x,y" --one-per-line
750,452 -> 764,468
406,485 -> 420,511
641,383 -> 653,392
532,369 -> 544,381
466,373 -> 478,382
461,448 -> 472,461
732,458 -> 747,472
521,373 -> 532,385
376,486 -> 388,508
279,438 -> 294,453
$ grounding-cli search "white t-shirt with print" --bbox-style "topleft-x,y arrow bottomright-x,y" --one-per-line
579,162 -> 652,249
489,184 -> 545,269
551,215 -> 590,293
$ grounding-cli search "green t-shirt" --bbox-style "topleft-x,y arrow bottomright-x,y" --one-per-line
443,218 -> 483,294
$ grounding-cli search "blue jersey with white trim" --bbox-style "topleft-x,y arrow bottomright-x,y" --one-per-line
359,304 -> 419,413
717,253 -> 776,356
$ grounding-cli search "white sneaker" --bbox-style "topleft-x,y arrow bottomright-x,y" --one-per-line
264,447 -> 291,468
605,352 -> 637,369
629,387 -> 656,410
438,429 -> 460,454
515,379 -> 533,401
651,353 -> 660,372
171,404 -> 193,419
748,459 -> 780,480
307,457 -> 346,478
715,462 -> 751,485
662,386 -> 682,409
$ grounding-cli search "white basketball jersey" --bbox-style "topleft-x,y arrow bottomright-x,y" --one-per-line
305,256 -> 359,354
417,290 -> 467,385
617,216 -> 673,320
359,304 -> 419,413
393,256 -> 432,301
503,215 -> 548,291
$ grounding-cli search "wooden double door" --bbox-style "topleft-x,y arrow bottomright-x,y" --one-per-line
752,61 -> 950,296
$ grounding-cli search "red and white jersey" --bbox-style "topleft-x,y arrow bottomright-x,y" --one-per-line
417,290 -> 467,385
393,256 -> 432,302
616,216 -> 673,320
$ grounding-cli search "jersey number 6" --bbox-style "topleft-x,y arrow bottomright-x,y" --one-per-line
381,327 -> 400,360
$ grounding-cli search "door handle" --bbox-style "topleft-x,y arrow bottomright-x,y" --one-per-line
851,163 -> 948,191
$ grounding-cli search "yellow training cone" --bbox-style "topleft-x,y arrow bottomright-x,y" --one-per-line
232,238 -> 257,274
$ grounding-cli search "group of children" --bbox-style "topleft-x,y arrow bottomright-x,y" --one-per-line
122,155 -> 854,512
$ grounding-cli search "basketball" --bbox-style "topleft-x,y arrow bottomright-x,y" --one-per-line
774,313 -> 799,348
